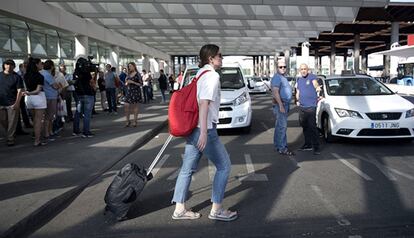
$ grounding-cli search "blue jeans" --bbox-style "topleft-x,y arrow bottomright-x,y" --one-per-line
160,89 -> 166,102
143,86 -> 151,103
73,95 -> 94,135
105,88 -> 117,112
172,126 -> 231,204
273,102 -> 290,151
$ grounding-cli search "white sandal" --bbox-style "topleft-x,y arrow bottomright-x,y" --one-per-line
172,209 -> 201,220
208,209 -> 238,221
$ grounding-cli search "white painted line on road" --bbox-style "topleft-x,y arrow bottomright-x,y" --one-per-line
332,153 -> 373,181
311,185 -> 351,226
388,168 -> 414,181
245,154 -> 255,174
351,153 -> 414,181
261,122 -> 273,134
167,168 -> 180,180
151,154 -> 170,176
350,153 -> 397,181
238,154 -> 268,181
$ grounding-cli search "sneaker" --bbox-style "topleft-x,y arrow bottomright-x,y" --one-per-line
72,132 -> 81,137
313,147 -> 321,155
298,144 -> 313,151
208,209 -> 238,222
81,133 -> 94,138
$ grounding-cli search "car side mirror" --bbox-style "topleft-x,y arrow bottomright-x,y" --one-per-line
247,79 -> 255,89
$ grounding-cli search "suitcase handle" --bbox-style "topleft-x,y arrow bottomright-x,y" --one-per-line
147,134 -> 173,176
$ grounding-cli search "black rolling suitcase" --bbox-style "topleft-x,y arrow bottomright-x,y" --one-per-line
104,135 -> 173,221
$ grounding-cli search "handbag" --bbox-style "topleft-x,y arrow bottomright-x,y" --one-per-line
57,98 -> 67,116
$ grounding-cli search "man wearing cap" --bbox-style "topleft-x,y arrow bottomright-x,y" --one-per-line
0,59 -> 24,146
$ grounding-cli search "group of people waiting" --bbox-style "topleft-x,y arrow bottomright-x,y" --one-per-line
0,57 -> 173,147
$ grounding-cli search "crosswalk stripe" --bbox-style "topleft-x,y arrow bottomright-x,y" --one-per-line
332,153 -> 373,181
237,154 -> 268,181
261,122 -> 273,134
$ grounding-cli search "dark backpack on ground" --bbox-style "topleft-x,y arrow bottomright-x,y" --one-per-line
104,163 -> 150,221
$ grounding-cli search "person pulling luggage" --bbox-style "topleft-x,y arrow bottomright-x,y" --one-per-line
171,44 -> 237,222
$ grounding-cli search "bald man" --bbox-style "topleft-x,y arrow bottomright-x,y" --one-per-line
295,64 -> 321,155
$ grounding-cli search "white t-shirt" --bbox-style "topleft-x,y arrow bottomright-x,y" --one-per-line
54,71 -> 69,93
142,73 -> 149,86
196,64 -> 221,129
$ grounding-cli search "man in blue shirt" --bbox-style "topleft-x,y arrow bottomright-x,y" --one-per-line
295,63 -> 321,155
271,60 -> 294,156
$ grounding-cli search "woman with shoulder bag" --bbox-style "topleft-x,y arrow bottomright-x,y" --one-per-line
23,57 -> 47,146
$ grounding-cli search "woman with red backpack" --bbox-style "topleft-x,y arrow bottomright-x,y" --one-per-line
171,44 -> 237,222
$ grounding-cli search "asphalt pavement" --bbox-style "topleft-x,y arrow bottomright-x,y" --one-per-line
0,92 -> 170,238
1,92 -> 414,238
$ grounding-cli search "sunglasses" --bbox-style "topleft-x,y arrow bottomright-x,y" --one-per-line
278,66 -> 286,69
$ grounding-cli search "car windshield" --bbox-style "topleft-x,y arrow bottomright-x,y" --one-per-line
325,77 -> 394,96
251,77 -> 262,82
183,67 -> 245,89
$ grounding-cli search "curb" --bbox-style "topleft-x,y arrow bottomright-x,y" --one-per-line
1,120 -> 168,238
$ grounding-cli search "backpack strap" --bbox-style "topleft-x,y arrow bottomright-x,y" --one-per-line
193,70 -> 211,83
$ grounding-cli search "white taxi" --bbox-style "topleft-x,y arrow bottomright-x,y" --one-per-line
317,75 -> 414,141
182,64 -> 253,133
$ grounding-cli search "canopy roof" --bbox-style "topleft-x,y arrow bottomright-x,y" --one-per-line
43,0 -> 388,56
295,6 -> 414,57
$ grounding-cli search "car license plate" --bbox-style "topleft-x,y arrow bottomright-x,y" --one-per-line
219,112 -> 226,119
370,122 -> 400,129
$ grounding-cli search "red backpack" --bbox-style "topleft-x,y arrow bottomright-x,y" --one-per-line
168,70 -> 210,137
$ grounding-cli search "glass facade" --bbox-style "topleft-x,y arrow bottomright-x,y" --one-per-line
0,15 -> 152,74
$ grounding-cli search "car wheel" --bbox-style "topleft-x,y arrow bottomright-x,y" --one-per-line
407,81 -> 413,86
323,115 -> 336,143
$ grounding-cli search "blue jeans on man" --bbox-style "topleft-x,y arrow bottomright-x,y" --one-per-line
73,95 -> 94,136
172,126 -> 231,204
273,101 -> 290,152
105,88 -> 117,112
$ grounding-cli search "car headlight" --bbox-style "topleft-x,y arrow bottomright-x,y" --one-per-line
234,92 -> 248,106
334,108 -> 363,119
406,108 -> 414,118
